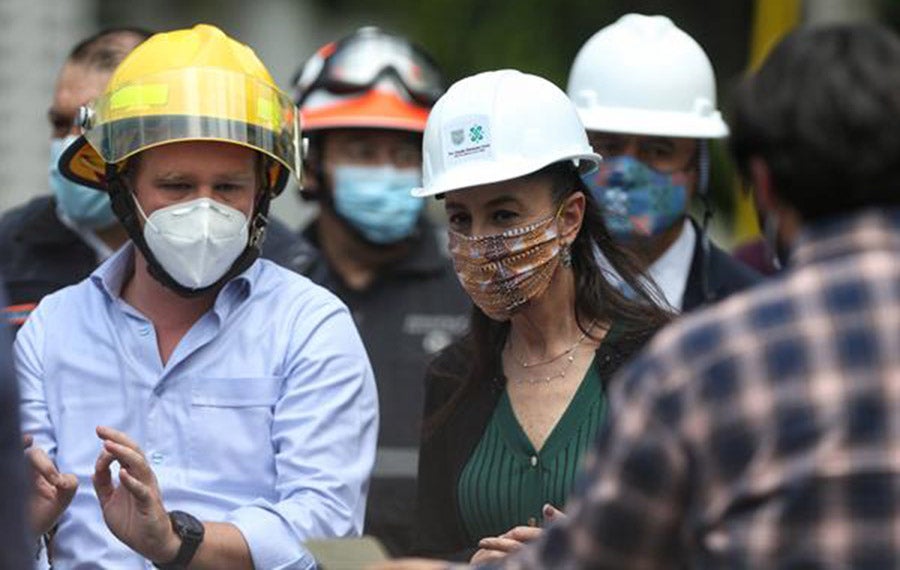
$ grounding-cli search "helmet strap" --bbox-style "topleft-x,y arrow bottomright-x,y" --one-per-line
298,136 -> 329,202
106,163 -> 270,298
694,141 -> 714,303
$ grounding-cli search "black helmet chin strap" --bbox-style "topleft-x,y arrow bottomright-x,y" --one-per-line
105,163 -> 273,298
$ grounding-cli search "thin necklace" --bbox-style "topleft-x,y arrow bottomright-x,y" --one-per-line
508,321 -> 594,369
514,349 -> 581,385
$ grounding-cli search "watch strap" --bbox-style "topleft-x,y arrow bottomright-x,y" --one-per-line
153,510 -> 204,570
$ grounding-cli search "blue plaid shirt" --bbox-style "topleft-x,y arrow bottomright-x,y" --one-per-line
487,208 -> 900,569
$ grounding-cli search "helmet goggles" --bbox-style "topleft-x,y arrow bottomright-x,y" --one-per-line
295,28 -> 444,107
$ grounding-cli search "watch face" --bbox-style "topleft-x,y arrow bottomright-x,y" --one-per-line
170,511 -> 205,541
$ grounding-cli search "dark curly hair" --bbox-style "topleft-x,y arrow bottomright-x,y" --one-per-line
730,22 -> 900,221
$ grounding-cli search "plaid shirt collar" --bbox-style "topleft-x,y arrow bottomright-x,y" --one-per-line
792,207 -> 900,268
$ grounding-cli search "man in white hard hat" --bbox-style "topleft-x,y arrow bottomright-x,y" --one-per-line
568,14 -> 759,312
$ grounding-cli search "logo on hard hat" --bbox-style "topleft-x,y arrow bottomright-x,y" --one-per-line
443,115 -> 492,165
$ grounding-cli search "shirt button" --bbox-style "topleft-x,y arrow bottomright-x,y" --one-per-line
530,455 -> 538,467
150,452 -> 164,465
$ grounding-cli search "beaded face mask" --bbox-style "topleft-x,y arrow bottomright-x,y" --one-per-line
448,212 -> 563,321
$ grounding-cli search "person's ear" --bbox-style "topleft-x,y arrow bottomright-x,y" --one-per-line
683,141 -> 702,201
302,165 -> 319,195
559,191 -> 586,244
749,157 -> 775,213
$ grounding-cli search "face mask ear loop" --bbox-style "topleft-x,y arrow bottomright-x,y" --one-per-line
130,192 -> 157,233
554,192 -> 577,249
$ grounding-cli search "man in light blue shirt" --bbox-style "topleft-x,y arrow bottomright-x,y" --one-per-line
17,25 -> 378,569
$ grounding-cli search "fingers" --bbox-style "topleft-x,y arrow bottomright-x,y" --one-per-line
542,503 -> 566,522
27,446 -> 61,483
476,536 -> 526,553
118,468 -> 152,503
93,448 -> 116,503
27,446 -> 78,500
55,473 -> 78,507
96,426 -> 142,453
22,434 -> 33,449
96,427 -> 155,486
101,439 -> 154,483
93,439 -> 157,508
367,561 -> 450,570
470,547 -> 512,563
32,472 -> 59,501
501,525 -> 543,542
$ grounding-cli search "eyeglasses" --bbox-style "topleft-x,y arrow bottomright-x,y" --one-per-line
588,132 -> 697,174
294,28 -> 445,108
331,137 -> 421,169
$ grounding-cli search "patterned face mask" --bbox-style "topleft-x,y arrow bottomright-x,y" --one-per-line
582,155 -> 689,240
448,212 -> 562,321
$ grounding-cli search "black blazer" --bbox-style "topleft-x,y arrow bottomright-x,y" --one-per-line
412,325 -> 658,561
682,219 -> 762,312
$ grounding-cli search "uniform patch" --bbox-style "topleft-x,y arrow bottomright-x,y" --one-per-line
3,302 -> 37,326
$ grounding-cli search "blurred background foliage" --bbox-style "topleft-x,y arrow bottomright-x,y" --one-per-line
54,0 -> 900,241
306,0 -> 755,240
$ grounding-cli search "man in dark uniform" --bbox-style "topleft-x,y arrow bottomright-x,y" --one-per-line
0,282 -> 29,569
292,27 -> 470,556
0,27 -> 315,328
567,14 -> 759,312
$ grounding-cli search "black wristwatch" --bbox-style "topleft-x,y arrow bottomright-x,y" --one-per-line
153,510 -> 205,569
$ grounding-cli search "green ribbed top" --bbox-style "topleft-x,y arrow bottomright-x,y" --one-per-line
457,359 -> 605,541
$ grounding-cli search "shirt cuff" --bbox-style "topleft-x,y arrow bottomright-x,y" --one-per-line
225,500 -> 317,570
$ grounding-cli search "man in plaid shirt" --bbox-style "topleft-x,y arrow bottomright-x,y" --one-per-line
463,21 -> 900,570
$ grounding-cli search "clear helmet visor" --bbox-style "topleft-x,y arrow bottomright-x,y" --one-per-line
80,66 -> 301,177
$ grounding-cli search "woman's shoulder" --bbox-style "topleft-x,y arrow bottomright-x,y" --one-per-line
425,337 -> 474,399
613,320 -> 662,349
596,320 -> 662,379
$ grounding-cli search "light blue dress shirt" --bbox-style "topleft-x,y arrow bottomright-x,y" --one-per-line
16,244 -> 379,569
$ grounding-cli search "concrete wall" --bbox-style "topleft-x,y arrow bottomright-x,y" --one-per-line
0,0 -> 92,212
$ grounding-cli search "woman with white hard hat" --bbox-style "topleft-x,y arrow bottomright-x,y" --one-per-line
569,13 -> 760,313
411,69 -> 671,562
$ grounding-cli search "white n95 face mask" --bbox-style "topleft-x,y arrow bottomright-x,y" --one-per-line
136,197 -> 250,289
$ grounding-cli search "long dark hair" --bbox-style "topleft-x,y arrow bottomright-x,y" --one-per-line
424,161 -> 673,437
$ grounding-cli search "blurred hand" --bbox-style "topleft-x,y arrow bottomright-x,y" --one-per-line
542,503 -> 565,523
471,525 -> 543,563
469,504 -> 565,564
25,436 -> 78,535
366,559 -> 454,570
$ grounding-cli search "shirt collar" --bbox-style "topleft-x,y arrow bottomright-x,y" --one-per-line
647,218 -> 695,311
90,242 -> 256,314
791,208 -> 900,268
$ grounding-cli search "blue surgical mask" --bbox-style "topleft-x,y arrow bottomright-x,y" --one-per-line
582,155 -> 688,241
332,165 -> 424,244
49,135 -> 117,229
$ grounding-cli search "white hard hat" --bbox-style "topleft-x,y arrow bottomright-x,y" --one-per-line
567,14 -> 729,139
413,69 -> 601,198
